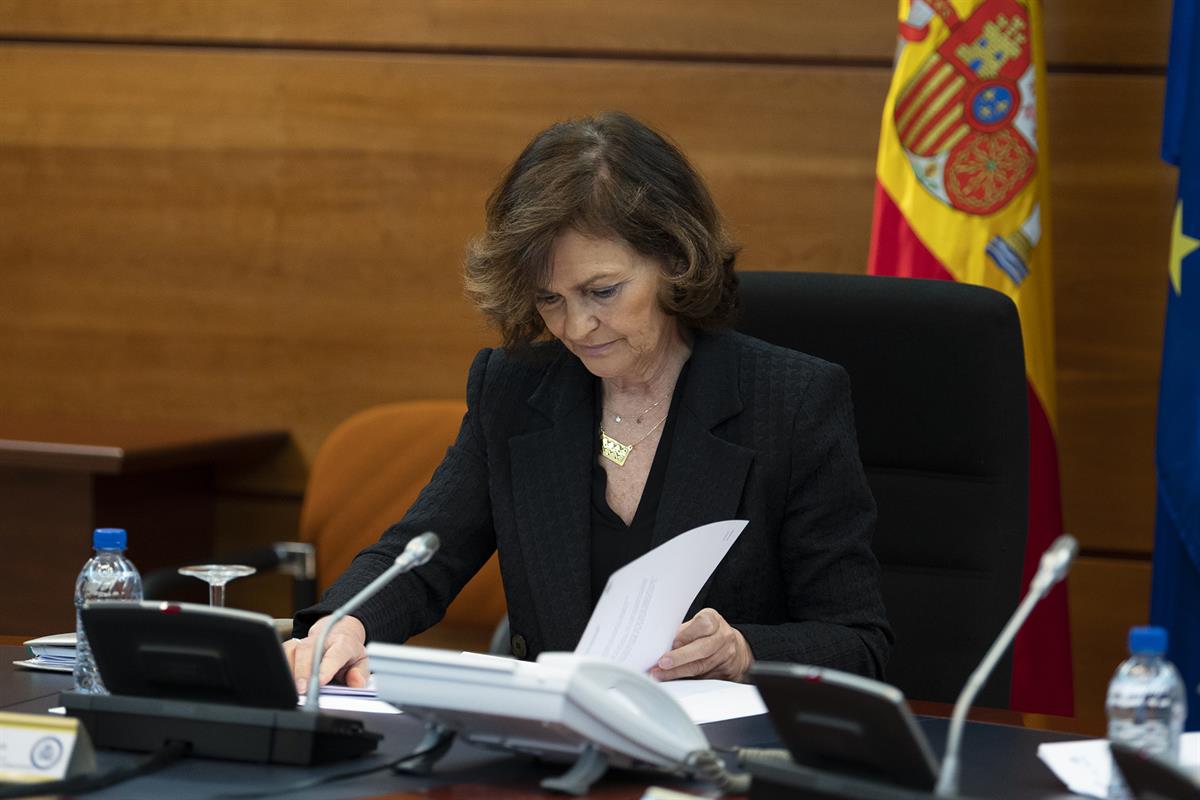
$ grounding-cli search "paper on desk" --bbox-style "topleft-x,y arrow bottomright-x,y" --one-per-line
299,695 -> 400,714
51,694 -> 399,716
12,658 -> 72,673
319,696 -> 398,715
1037,731 -> 1200,797
296,683 -> 399,715
24,632 -> 75,654
659,679 -> 767,725
318,677 -> 377,697
575,519 -> 748,672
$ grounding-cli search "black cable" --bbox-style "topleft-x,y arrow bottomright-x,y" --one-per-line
0,740 -> 190,798
215,737 -> 447,799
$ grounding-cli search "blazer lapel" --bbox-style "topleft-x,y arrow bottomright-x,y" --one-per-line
654,332 -> 755,544
654,332 -> 755,610
508,351 -> 596,651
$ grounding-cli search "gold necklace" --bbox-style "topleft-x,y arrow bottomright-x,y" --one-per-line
600,414 -> 668,467
606,392 -> 669,425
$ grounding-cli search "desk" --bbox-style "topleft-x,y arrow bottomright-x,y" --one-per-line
0,417 -> 288,635
0,647 -> 1087,799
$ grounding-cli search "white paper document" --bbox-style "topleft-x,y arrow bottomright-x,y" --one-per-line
315,695 -> 399,715
575,519 -> 748,672
296,692 -> 400,715
1037,732 -> 1200,797
318,677 -> 377,697
12,658 -> 72,674
659,679 -> 767,725
53,693 -> 399,716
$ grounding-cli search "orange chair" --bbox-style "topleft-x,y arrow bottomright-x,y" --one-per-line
299,400 -> 507,652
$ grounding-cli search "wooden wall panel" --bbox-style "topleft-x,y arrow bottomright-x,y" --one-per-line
1042,3 -> 1174,69
0,44 -> 887,496
0,1 -> 893,58
1051,74 -> 1175,555
0,0 -> 1173,68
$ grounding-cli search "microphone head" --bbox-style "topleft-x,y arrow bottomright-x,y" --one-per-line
396,531 -> 440,568
1037,534 -> 1078,586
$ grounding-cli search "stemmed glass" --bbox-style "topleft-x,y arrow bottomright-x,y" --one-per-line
177,564 -> 256,607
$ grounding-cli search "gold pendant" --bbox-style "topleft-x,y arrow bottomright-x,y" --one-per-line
600,428 -> 632,466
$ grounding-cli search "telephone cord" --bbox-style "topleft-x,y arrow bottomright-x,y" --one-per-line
685,749 -> 752,794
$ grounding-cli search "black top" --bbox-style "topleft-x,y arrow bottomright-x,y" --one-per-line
589,361 -> 691,607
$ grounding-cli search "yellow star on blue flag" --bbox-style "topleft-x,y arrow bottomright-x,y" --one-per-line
1170,201 -> 1200,295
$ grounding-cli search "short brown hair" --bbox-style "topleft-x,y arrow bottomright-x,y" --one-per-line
465,111 -> 740,349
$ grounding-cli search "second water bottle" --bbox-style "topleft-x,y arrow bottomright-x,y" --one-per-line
73,527 -> 143,694
1105,625 -> 1186,799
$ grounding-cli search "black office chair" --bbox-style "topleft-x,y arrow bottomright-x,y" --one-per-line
736,270 -> 1028,708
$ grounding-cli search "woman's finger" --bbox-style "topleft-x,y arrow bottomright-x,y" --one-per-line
652,608 -> 753,682
671,608 -> 720,647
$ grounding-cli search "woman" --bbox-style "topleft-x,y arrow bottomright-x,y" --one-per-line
285,111 -> 892,692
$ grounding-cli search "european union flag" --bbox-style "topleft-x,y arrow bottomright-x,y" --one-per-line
1151,0 -> 1200,732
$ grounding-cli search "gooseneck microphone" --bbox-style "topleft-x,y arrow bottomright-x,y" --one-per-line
303,531 -> 440,712
935,533 -> 1078,797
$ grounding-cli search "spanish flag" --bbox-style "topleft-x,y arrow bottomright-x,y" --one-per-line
867,0 -> 1072,715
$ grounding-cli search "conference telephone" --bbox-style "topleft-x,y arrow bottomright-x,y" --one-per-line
62,601 -> 382,765
747,662 -> 939,791
367,643 -> 742,793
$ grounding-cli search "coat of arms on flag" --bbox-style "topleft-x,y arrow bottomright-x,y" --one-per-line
893,0 -> 1042,285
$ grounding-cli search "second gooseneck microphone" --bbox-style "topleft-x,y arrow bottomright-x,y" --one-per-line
935,533 -> 1078,796
303,531 -> 440,712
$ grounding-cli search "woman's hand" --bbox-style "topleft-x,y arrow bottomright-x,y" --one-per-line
650,608 -> 754,682
282,615 -> 370,694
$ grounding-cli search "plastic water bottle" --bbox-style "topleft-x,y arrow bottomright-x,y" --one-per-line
73,528 -> 143,694
1106,625 -> 1187,798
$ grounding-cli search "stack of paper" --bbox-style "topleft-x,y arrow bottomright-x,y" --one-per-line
14,633 -> 76,673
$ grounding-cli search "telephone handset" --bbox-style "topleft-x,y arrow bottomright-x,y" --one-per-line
536,652 -> 708,766
368,644 -> 742,794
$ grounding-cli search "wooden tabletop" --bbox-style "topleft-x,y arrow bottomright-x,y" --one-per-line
0,415 -> 289,474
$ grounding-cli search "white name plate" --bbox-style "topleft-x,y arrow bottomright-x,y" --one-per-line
0,711 -> 95,783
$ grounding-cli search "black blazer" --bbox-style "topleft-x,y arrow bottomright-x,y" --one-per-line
296,329 -> 892,677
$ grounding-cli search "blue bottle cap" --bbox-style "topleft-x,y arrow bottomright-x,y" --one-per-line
92,528 -> 127,550
1129,626 -> 1167,655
